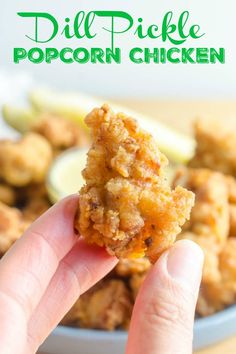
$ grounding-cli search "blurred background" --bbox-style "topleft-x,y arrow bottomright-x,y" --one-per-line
0,0 -> 236,99
1,2 -> 236,354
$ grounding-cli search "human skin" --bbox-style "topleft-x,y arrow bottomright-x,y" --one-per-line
0,195 -> 203,354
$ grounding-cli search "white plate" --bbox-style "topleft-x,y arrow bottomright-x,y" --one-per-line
40,305 -> 236,353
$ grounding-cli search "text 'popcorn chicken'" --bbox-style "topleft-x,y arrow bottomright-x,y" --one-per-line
75,105 -> 194,263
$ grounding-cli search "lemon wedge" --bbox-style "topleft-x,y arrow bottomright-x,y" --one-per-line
2,105 -> 39,133
47,148 -> 87,203
29,89 -> 95,131
4,88 -> 194,163
29,89 -> 195,164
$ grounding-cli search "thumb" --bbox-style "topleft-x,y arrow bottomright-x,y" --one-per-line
126,240 -> 204,354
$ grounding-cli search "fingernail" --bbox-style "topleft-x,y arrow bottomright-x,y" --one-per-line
167,240 -> 204,291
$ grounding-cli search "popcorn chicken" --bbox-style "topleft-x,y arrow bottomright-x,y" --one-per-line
0,183 -> 16,206
197,282 -> 234,316
32,114 -> 89,152
62,279 -> 132,330
174,167 -> 229,246
22,197 -> 51,222
179,232 -> 221,284
225,176 -> 236,236
229,205 -> 236,236
0,202 -> 29,255
220,237 -> 236,283
225,176 -> 236,204
115,258 -> 151,277
197,238 -> 236,316
0,133 -> 53,187
130,272 -> 147,299
75,105 -> 194,263
189,119 -> 236,176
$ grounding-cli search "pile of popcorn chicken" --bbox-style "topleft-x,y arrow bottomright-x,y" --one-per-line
0,108 -> 236,331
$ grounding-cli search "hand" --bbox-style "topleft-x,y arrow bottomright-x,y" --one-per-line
126,240 -> 204,354
0,195 -> 203,354
0,195 -> 118,354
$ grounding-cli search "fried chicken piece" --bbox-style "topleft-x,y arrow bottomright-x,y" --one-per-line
115,258 -> 150,299
179,232 -> 221,284
229,205 -> 236,236
22,183 -> 48,200
13,183 -> 51,222
75,105 -> 194,263
0,183 -> 16,206
220,237 -> 236,283
22,197 -> 51,222
115,258 -> 151,277
225,176 -> 236,204
0,133 -> 53,187
175,168 -> 236,316
197,238 -> 236,316
197,282 -> 235,316
0,202 -> 29,256
32,114 -> 88,152
61,279 -> 133,330
174,167 -> 229,246
189,118 -> 236,176
130,272 -> 147,299
224,176 -> 236,236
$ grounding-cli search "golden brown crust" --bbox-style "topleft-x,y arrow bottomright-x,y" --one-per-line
75,105 -> 194,262
174,167 -> 229,246
225,176 -> 236,204
32,114 -> 89,152
0,202 -> 29,255
189,118 -> 236,176
0,184 -> 16,206
174,167 -> 236,317
229,205 -> 236,236
129,272 -> 147,300
22,197 -> 51,222
179,232 -> 221,284
61,279 -> 132,330
0,133 -> 53,187
115,258 -> 151,277
196,238 -> 236,316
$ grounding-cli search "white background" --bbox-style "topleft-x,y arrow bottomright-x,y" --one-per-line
0,0 -> 235,98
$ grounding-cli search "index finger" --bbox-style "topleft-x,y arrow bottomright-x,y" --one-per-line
0,194 -> 79,319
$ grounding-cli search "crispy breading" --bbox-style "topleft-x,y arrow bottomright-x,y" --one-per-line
0,133 -> 53,187
197,282 -> 234,316
0,202 -> 29,255
197,238 -> 236,316
174,167 -> 229,246
189,118 -> 236,176
115,258 -> 151,277
22,197 -> 51,222
224,176 -> 236,236
229,205 -> 236,236
179,232 -> 221,284
130,272 -> 147,299
61,279 -> 132,330
75,105 -> 194,263
220,237 -> 236,283
0,183 -> 16,206
32,114 -> 89,152
225,176 -> 236,204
